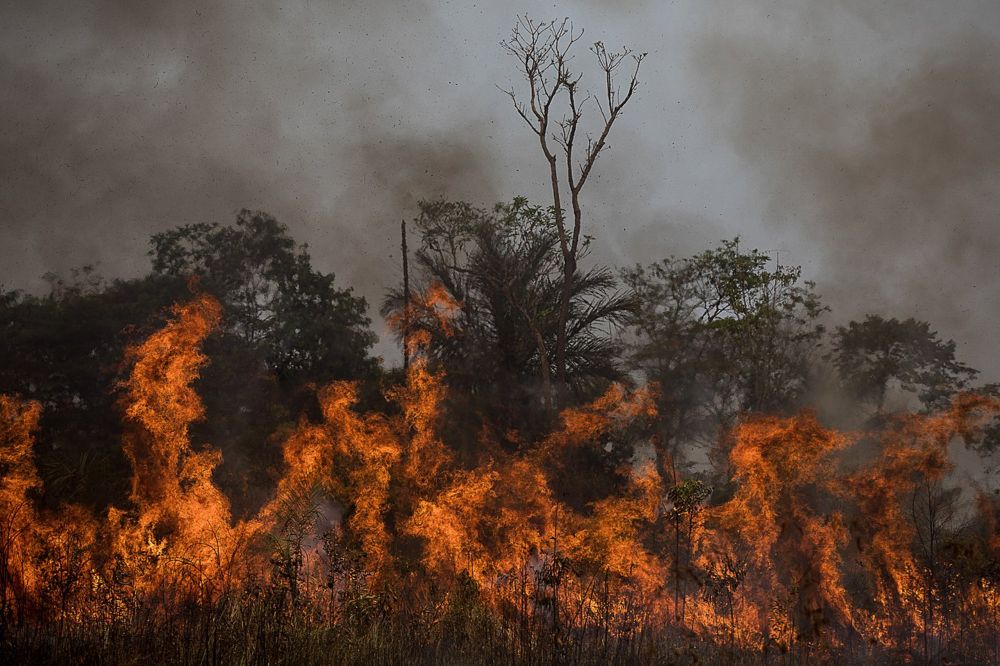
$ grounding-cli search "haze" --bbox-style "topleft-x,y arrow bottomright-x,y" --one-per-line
2,0 -> 998,377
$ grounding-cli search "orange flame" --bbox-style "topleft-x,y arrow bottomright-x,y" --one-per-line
4,292 -> 1000,662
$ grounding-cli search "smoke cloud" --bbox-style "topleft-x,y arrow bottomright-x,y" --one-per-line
0,0 -> 504,363
690,0 -> 1000,377
2,0 -> 999,375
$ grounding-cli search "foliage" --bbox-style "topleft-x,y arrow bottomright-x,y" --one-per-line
623,239 -> 827,473
150,209 -> 377,387
830,314 -> 978,412
501,16 -> 645,389
2,198 -> 999,666
0,270 -> 188,508
383,198 -> 633,434
0,212 -> 379,516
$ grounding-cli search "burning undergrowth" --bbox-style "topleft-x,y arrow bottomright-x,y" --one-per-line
2,290 -> 1000,664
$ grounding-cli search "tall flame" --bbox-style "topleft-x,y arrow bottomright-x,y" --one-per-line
4,290 -> 1000,662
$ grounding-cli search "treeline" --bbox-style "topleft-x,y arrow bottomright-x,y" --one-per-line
0,211 -> 378,517
5,202 -> 994,521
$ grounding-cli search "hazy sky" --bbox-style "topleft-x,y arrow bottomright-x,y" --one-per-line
2,1 -> 999,377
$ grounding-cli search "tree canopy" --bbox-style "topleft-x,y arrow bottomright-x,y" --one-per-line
149,209 -> 377,386
623,239 -> 827,476
0,211 -> 378,515
829,315 -> 978,412
383,198 -> 633,435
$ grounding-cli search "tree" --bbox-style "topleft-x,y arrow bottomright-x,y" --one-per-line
0,212 -> 379,516
0,269 -> 189,510
909,479 -> 963,663
148,210 -> 378,514
829,315 -> 977,412
666,478 -> 712,623
501,16 -> 645,397
149,209 -> 377,388
383,198 -> 633,431
623,239 -> 826,477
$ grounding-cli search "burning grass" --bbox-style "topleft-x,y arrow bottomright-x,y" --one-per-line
2,293 -> 1000,664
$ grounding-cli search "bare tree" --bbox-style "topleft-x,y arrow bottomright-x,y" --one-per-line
501,16 -> 645,400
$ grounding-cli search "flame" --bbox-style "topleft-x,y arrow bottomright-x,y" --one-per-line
4,290 -> 1000,661
689,412 -> 853,648
0,395 -> 44,619
111,293 -> 256,598
388,281 -> 463,356
845,392 -> 1000,648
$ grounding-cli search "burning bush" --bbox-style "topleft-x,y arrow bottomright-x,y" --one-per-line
3,290 -> 1000,665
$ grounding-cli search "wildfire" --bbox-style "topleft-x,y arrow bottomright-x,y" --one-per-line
2,291 -> 999,661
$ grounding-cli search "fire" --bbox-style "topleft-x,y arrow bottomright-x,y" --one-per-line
3,290 -> 1000,662
686,412 -> 853,649
114,293 -> 250,597
845,393 -> 1000,650
0,395 -> 44,620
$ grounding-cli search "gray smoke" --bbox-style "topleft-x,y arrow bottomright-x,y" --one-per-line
2,0 -> 999,376
690,0 -> 1000,378
0,0 -> 505,363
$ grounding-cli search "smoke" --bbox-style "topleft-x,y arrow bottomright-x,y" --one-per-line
330,117 -> 501,284
690,0 -> 1000,377
0,0 -> 503,359
3,0 -> 1000,376
1,1 -> 308,285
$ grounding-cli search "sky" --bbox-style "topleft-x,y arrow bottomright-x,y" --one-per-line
2,0 -> 999,378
